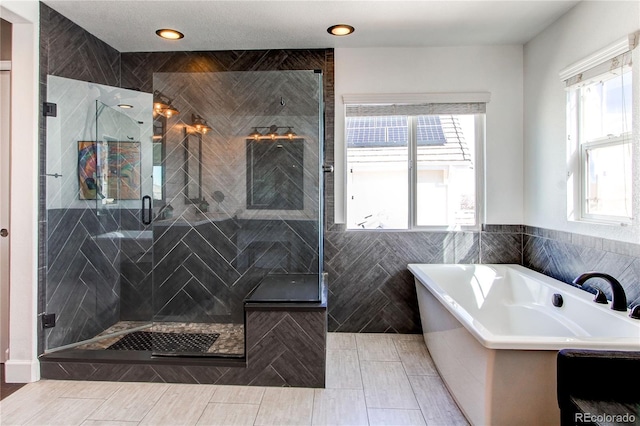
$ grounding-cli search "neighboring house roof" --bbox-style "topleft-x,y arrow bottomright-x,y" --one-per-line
347,115 -> 472,167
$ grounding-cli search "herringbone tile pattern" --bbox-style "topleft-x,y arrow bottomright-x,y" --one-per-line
325,230 -> 477,333
324,228 -> 526,333
118,69 -> 322,325
42,4 -> 120,88
45,208 -> 121,349
523,227 -> 640,307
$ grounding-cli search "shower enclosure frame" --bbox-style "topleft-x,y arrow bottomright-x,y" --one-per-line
40,69 -> 325,363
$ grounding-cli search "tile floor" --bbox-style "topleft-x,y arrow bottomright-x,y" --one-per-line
0,333 -> 468,426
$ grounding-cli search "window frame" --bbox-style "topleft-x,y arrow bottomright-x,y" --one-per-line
345,112 -> 485,231
579,134 -> 633,224
569,68 -> 634,226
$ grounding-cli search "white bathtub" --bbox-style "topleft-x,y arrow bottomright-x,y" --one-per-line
408,263 -> 640,426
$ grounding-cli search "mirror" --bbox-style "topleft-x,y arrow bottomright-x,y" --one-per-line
152,115 -> 165,201
184,128 -> 202,203
246,138 -> 304,210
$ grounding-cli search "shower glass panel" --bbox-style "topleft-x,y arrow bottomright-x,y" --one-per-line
149,70 -> 323,357
44,75 -> 152,352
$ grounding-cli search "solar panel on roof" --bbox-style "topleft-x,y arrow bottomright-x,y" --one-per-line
346,115 -> 409,147
417,115 -> 446,145
346,115 -> 448,147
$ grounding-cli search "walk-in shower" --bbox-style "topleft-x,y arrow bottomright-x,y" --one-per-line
43,70 -> 323,358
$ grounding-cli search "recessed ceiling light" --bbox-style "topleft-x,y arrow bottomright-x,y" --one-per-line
156,28 -> 184,40
327,24 -> 355,36
118,104 -> 134,109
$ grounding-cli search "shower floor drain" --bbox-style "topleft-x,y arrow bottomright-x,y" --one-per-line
106,331 -> 220,353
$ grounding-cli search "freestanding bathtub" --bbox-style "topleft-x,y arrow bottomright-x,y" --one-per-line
408,264 -> 640,426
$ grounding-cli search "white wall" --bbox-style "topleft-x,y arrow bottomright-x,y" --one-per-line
334,46 -> 524,225
0,0 -> 39,382
523,1 -> 640,243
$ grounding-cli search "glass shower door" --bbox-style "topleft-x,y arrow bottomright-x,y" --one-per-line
149,70 -> 323,357
44,75 -> 151,352
92,101 -> 156,349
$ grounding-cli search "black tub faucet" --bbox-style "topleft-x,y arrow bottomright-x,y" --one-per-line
572,272 -> 628,312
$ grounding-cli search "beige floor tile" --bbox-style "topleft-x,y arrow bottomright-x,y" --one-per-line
361,361 -> 419,410
390,334 -> 424,342
393,340 -> 438,376
0,381 -> 75,424
1,380 -> 72,403
87,382 -> 169,422
61,381 -> 123,399
139,384 -> 216,425
355,334 -> 400,362
81,421 -> 139,426
210,385 -> 265,404
326,333 -> 356,350
24,397 -> 105,425
196,403 -> 259,426
312,389 -> 368,426
326,350 -> 362,389
409,375 -> 468,425
367,408 -> 426,426
254,387 -> 314,426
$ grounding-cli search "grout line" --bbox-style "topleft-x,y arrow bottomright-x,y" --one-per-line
193,401 -> 210,426
310,388 -> 317,426
207,401 -> 262,406
406,374 -> 429,426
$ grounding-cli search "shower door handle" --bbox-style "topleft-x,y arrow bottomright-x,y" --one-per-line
141,195 -> 152,225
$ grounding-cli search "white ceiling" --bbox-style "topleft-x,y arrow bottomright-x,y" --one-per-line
43,0 -> 581,52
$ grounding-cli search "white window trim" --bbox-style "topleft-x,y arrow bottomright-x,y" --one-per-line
564,36 -> 638,229
559,32 -> 638,82
343,92 -> 491,105
579,134 -> 633,224
344,108 -> 485,232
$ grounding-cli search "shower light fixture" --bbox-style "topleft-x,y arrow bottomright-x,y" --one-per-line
327,24 -> 355,36
153,90 -> 180,118
191,114 -> 212,134
118,104 -> 134,109
248,125 -> 297,141
156,28 -> 184,40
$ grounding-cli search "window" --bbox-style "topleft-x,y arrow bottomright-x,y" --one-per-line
345,101 -> 484,230
565,44 -> 634,224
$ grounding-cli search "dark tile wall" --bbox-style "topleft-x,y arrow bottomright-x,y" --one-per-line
120,219 -> 319,324
523,226 -> 640,308
45,209 -> 121,348
325,225 -> 524,333
120,50 -> 330,93
39,4 -> 123,351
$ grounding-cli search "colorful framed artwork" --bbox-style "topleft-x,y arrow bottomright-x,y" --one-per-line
78,141 -> 141,200
78,141 -> 99,200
